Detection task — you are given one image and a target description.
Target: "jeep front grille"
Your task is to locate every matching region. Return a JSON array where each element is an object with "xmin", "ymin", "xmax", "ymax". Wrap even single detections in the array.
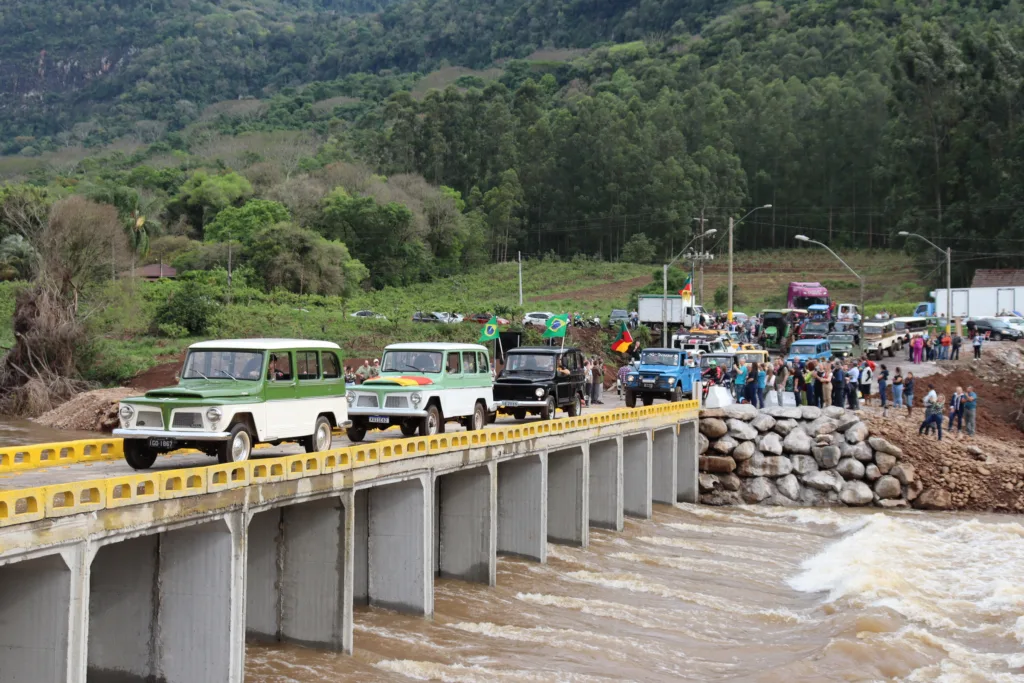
[
  {"xmin": 135, "ymin": 410, "xmax": 163, "ymax": 429},
  {"xmin": 384, "ymin": 395, "xmax": 408, "ymax": 409},
  {"xmin": 171, "ymin": 411, "xmax": 204, "ymax": 429},
  {"xmin": 356, "ymin": 395, "xmax": 379, "ymax": 408}
]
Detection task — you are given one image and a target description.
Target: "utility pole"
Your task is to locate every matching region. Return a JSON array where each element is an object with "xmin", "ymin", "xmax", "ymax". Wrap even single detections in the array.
[
  {"xmin": 227, "ymin": 239, "xmax": 233, "ymax": 305},
  {"xmin": 693, "ymin": 214, "xmax": 707, "ymax": 306},
  {"xmin": 727, "ymin": 216, "xmax": 734, "ymax": 322},
  {"xmin": 518, "ymin": 251, "xmax": 523, "ymax": 306}
]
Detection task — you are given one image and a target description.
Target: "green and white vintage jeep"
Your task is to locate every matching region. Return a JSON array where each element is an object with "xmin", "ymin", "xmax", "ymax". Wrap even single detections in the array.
[
  {"xmin": 113, "ymin": 339, "xmax": 349, "ymax": 469},
  {"xmin": 345, "ymin": 342, "xmax": 496, "ymax": 441}
]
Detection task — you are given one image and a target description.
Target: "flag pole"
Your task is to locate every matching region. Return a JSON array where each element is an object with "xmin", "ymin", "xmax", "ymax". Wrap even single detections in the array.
[{"xmin": 561, "ymin": 315, "xmax": 566, "ymax": 351}]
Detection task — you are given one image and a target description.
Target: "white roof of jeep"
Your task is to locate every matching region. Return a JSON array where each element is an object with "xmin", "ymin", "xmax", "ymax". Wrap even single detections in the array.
[
  {"xmin": 189, "ymin": 338, "xmax": 341, "ymax": 351},
  {"xmin": 385, "ymin": 342, "xmax": 488, "ymax": 352}
]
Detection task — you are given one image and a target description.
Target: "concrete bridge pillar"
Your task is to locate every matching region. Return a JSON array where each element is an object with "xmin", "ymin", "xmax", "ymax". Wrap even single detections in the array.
[
  {"xmin": 651, "ymin": 427, "xmax": 678, "ymax": 505},
  {"xmin": 434, "ymin": 463, "xmax": 496, "ymax": 585},
  {"xmin": 86, "ymin": 516, "xmax": 241, "ymax": 683},
  {"xmin": 622, "ymin": 432, "xmax": 652, "ymax": 519},
  {"xmin": 0, "ymin": 553, "xmax": 73, "ymax": 683},
  {"xmin": 497, "ymin": 453, "xmax": 547, "ymax": 562},
  {"xmin": 354, "ymin": 475, "xmax": 432, "ymax": 616},
  {"xmin": 588, "ymin": 438, "xmax": 622, "ymax": 531},
  {"xmin": 547, "ymin": 445, "xmax": 588, "ymax": 547},
  {"xmin": 676, "ymin": 421, "xmax": 699, "ymax": 503}
]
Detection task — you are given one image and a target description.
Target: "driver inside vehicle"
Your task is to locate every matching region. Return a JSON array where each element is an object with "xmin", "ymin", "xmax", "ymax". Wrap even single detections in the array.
[
  {"xmin": 557, "ymin": 357, "xmax": 570, "ymax": 376},
  {"xmin": 242, "ymin": 355, "xmax": 262, "ymax": 380},
  {"xmin": 267, "ymin": 353, "xmax": 291, "ymax": 381}
]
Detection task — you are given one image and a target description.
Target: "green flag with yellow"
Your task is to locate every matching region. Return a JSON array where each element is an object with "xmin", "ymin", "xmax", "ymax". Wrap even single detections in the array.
[
  {"xmin": 542, "ymin": 314, "xmax": 569, "ymax": 338},
  {"xmin": 477, "ymin": 316, "xmax": 500, "ymax": 343}
]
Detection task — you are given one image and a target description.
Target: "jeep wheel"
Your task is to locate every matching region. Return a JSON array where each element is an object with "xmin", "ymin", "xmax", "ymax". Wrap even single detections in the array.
[
  {"xmin": 218, "ymin": 423, "xmax": 253, "ymax": 464},
  {"xmin": 642, "ymin": 396, "xmax": 654, "ymax": 407},
  {"xmin": 420, "ymin": 404, "xmax": 442, "ymax": 436},
  {"xmin": 303, "ymin": 416, "xmax": 332, "ymax": 453},
  {"xmin": 993, "ymin": 332, "xmax": 1002, "ymax": 341},
  {"xmin": 347, "ymin": 424, "xmax": 367, "ymax": 443},
  {"xmin": 540, "ymin": 396, "xmax": 556, "ymax": 421},
  {"xmin": 887, "ymin": 345, "xmax": 895, "ymax": 357},
  {"xmin": 671, "ymin": 385, "xmax": 683, "ymax": 402},
  {"xmin": 123, "ymin": 439, "xmax": 158, "ymax": 470},
  {"xmin": 400, "ymin": 420, "xmax": 418, "ymax": 437},
  {"xmin": 468, "ymin": 402, "xmax": 487, "ymax": 431},
  {"xmin": 567, "ymin": 393, "xmax": 581, "ymax": 417},
  {"xmin": 625, "ymin": 390, "xmax": 636, "ymax": 408},
  {"xmin": 513, "ymin": 409, "xmax": 526, "ymax": 420}
]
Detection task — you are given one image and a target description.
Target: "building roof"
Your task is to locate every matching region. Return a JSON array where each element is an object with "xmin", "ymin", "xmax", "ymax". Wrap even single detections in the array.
[
  {"xmin": 134, "ymin": 263, "xmax": 177, "ymax": 278},
  {"xmin": 971, "ymin": 269, "xmax": 1024, "ymax": 287},
  {"xmin": 189, "ymin": 339, "xmax": 340, "ymax": 351}
]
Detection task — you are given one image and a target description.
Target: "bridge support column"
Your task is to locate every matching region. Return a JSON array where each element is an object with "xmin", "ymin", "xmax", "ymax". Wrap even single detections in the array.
[
  {"xmin": 497, "ymin": 453, "xmax": 547, "ymax": 562},
  {"xmin": 676, "ymin": 420, "xmax": 699, "ymax": 503},
  {"xmin": 622, "ymin": 433, "xmax": 652, "ymax": 519},
  {"xmin": 0, "ymin": 553, "xmax": 72, "ymax": 683},
  {"xmin": 652, "ymin": 427, "xmax": 677, "ymax": 505},
  {"xmin": 588, "ymin": 439, "xmax": 622, "ymax": 531},
  {"xmin": 547, "ymin": 445, "xmax": 588, "ymax": 547},
  {"xmin": 434, "ymin": 464, "xmax": 496, "ymax": 585},
  {"xmin": 356, "ymin": 476, "xmax": 431, "ymax": 616}
]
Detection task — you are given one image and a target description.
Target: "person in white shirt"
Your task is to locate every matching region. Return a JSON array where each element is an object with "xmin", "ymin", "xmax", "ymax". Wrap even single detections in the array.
[
  {"xmin": 846, "ymin": 363, "xmax": 860, "ymax": 410},
  {"xmin": 924, "ymin": 385, "xmax": 938, "ymax": 407}
]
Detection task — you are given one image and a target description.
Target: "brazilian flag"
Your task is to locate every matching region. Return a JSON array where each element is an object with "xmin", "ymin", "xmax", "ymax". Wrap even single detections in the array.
[
  {"xmin": 478, "ymin": 316, "xmax": 500, "ymax": 343},
  {"xmin": 542, "ymin": 314, "xmax": 569, "ymax": 338}
]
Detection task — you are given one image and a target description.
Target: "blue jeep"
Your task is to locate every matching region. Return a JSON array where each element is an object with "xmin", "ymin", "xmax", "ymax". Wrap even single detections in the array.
[{"xmin": 623, "ymin": 348, "xmax": 701, "ymax": 408}]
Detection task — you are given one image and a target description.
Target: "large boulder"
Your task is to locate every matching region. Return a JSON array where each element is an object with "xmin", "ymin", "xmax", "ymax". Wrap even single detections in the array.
[
  {"xmin": 836, "ymin": 457, "xmax": 866, "ymax": 480},
  {"xmin": 783, "ymin": 428, "xmax": 813, "ymax": 454},
  {"xmin": 864, "ymin": 464, "xmax": 882, "ymax": 482},
  {"xmin": 736, "ymin": 452, "xmax": 764, "ymax": 477},
  {"xmin": 845, "ymin": 422, "xmax": 870, "ymax": 444},
  {"xmin": 727, "ymin": 418, "xmax": 759, "ymax": 441},
  {"xmin": 751, "ymin": 413, "xmax": 776, "ymax": 433},
  {"xmin": 835, "ymin": 413, "xmax": 861, "ymax": 432},
  {"xmin": 699, "ymin": 408, "xmax": 726, "ymax": 419},
  {"xmin": 741, "ymin": 477, "xmax": 774, "ymax": 503},
  {"xmin": 773, "ymin": 419, "xmax": 799, "ymax": 436},
  {"xmin": 805, "ymin": 416, "xmax": 838, "ymax": 436},
  {"xmin": 906, "ymin": 478, "xmax": 924, "ymax": 502},
  {"xmin": 803, "ymin": 470, "xmax": 845, "ymax": 493},
  {"xmin": 813, "ymin": 445, "xmax": 842, "ymax": 469},
  {"xmin": 718, "ymin": 473, "xmax": 742, "ymax": 492},
  {"xmin": 891, "ymin": 463, "xmax": 916, "ymax": 486},
  {"xmin": 732, "ymin": 440, "xmax": 756, "ymax": 462},
  {"xmin": 878, "ymin": 499, "xmax": 910, "ymax": 509},
  {"xmin": 698, "ymin": 432, "xmax": 710, "ymax": 455},
  {"xmin": 701, "ymin": 490, "xmax": 743, "ymax": 506},
  {"xmin": 699, "ymin": 473, "xmax": 720, "ymax": 493},
  {"xmin": 839, "ymin": 481, "xmax": 874, "ymax": 506},
  {"xmin": 767, "ymin": 406, "xmax": 803, "ymax": 420},
  {"xmin": 723, "ymin": 404, "xmax": 759, "ymax": 421},
  {"xmin": 700, "ymin": 418, "xmax": 728, "ymax": 438},
  {"xmin": 841, "ymin": 441, "xmax": 874, "ymax": 462},
  {"xmin": 700, "ymin": 455, "xmax": 737, "ymax": 474},
  {"xmin": 823, "ymin": 406, "xmax": 847, "ymax": 419},
  {"xmin": 758, "ymin": 432, "xmax": 784, "ymax": 456},
  {"xmin": 776, "ymin": 474, "xmax": 801, "ymax": 500},
  {"xmin": 914, "ymin": 487, "xmax": 952, "ymax": 510},
  {"xmin": 800, "ymin": 487, "xmax": 842, "ymax": 507},
  {"xmin": 711, "ymin": 435, "xmax": 738, "ymax": 455},
  {"xmin": 875, "ymin": 453, "xmax": 897, "ymax": 474},
  {"xmin": 792, "ymin": 454, "xmax": 819, "ymax": 475},
  {"xmin": 800, "ymin": 405, "xmax": 822, "ymax": 421},
  {"xmin": 868, "ymin": 436, "xmax": 903, "ymax": 457},
  {"xmin": 874, "ymin": 475, "xmax": 902, "ymax": 500}
]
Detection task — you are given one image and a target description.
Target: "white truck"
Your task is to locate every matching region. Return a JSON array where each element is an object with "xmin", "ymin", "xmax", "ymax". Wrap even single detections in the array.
[
  {"xmin": 637, "ymin": 295, "xmax": 709, "ymax": 330},
  {"xmin": 861, "ymin": 320, "xmax": 903, "ymax": 360},
  {"xmin": 925, "ymin": 286, "xmax": 1024, "ymax": 319}
]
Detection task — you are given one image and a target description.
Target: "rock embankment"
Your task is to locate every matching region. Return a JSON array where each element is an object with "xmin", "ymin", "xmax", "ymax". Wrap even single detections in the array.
[{"xmin": 698, "ymin": 404, "xmax": 933, "ymax": 509}]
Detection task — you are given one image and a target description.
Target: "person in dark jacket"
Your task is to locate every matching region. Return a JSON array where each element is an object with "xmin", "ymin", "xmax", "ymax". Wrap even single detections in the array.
[
  {"xmin": 904, "ymin": 373, "xmax": 916, "ymax": 418},
  {"xmin": 832, "ymin": 363, "xmax": 845, "ymax": 407},
  {"xmin": 948, "ymin": 387, "xmax": 965, "ymax": 434}
]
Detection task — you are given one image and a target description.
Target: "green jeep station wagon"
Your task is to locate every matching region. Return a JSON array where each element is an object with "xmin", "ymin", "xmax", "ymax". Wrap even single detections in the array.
[
  {"xmin": 346, "ymin": 342, "xmax": 495, "ymax": 441},
  {"xmin": 113, "ymin": 339, "xmax": 349, "ymax": 469}
]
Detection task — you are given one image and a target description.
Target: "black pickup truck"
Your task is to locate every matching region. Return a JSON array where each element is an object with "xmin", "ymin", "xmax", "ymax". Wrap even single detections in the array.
[{"xmin": 494, "ymin": 346, "xmax": 585, "ymax": 420}]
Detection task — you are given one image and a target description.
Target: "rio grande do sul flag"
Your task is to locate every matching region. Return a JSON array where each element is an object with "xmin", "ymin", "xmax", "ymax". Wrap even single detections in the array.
[{"xmin": 611, "ymin": 322, "xmax": 633, "ymax": 353}]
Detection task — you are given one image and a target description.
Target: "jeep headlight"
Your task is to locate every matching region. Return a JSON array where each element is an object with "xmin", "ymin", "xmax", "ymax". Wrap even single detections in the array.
[
  {"xmin": 627, "ymin": 374, "xmax": 636, "ymax": 382},
  {"xmin": 346, "ymin": 393, "xmax": 355, "ymax": 405},
  {"xmin": 535, "ymin": 387, "xmax": 545, "ymax": 398},
  {"xmin": 410, "ymin": 391, "xmax": 423, "ymax": 405},
  {"xmin": 119, "ymin": 405, "xmax": 135, "ymax": 420},
  {"xmin": 206, "ymin": 407, "xmax": 223, "ymax": 423}
]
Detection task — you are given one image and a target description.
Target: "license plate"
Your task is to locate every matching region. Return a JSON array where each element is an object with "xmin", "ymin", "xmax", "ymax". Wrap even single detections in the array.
[
  {"xmin": 368, "ymin": 416, "xmax": 391, "ymax": 424},
  {"xmin": 504, "ymin": 401, "xmax": 520, "ymax": 407},
  {"xmin": 148, "ymin": 438, "xmax": 176, "ymax": 451},
  {"xmin": 642, "ymin": 380, "xmax": 655, "ymax": 386}
]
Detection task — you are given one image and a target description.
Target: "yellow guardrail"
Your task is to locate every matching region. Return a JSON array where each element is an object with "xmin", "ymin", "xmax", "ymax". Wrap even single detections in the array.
[{"xmin": 0, "ymin": 401, "xmax": 698, "ymax": 527}]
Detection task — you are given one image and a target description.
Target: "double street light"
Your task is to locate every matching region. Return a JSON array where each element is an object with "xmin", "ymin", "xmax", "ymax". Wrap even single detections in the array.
[
  {"xmin": 662, "ymin": 229, "xmax": 718, "ymax": 347},
  {"xmin": 899, "ymin": 231, "xmax": 952, "ymax": 334},
  {"xmin": 728, "ymin": 205, "xmax": 772, "ymax": 322},
  {"xmin": 794, "ymin": 235, "xmax": 865, "ymax": 350}
]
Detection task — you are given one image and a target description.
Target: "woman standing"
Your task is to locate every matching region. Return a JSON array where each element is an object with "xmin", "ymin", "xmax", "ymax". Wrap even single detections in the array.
[
  {"xmin": 904, "ymin": 372, "xmax": 916, "ymax": 417},
  {"xmin": 891, "ymin": 367, "xmax": 904, "ymax": 409},
  {"xmin": 820, "ymin": 361, "xmax": 833, "ymax": 407},
  {"xmin": 877, "ymin": 364, "xmax": 889, "ymax": 415},
  {"xmin": 804, "ymin": 361, "xmax": 816, "ymax": 407},
  {"xmin": 744, "ymin": 363, "xmax": 759, "ymax": 406},
  {"xmin": 583, "ymin": 360, "xmax": 593, "ymax": 408},
  {"xmin": 948, "ymin": 387, "xmax": 965, "ymax": 434}
]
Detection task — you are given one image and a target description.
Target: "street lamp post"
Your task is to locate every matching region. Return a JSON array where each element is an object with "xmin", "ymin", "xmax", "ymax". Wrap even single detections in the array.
[
  {"xmin": 663, "ymin": 229, "xmax": 717, "ymax": 347},
  {"xmin": 728, "ymin": 205, "xmax": 772, "ymax": 323},
  {"xmin": 898, "ymin": 231, "xmax": 951, "ymax": 334},
  {"xmin": 795, "ymin": 235, "xmax": 865, "ymax": 351}
]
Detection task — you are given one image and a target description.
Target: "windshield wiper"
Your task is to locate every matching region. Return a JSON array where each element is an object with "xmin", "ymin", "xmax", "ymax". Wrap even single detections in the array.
[
  {"xmin": 190, "ymin": 370, "xmax": 210, "ymax": 380},
  {"xmin": 214, "ymin": 369, "xmax": 239, "ymax": 382}
]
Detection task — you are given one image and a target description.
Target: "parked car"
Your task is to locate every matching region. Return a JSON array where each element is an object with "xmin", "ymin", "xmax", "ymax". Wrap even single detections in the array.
[
  {"xmin": 798, "ymin": 320, "xmax": 832, "ymax": 339},
  {"xmin": 469, "ymin": 313, "xmax": 510, "ymax": 325},
  {"xmin": 523, "ymin": 311, "xmax": 554, "ymax": 325},
  {"xmin": 345, "ymin": 343, "xmax": 496, "ymax": 441},
  {"xmin": 995, "ymin": 316, "xmax": 1024, "ymax": 334},
  {"xmin": 114, "ymin": 339, "xmax": 349, "ymax": 469},
  {"xmin": 622, "ymin": 348, "xmax": 702, "ymax": 407},
  {"xmin": 785, "ymin": 339, "xmax": 833, "ymax": 365},
  {"xmin": 411, "ymin": 311, "xmax": 446, "ymax": 323},
  {"xmin": 434, "ymin": 312, "xmax": 464, "ymax": 324},
  {"xmin": 350, "ymin": 310, "xmax": 386, "ymax": 320},
  {"xmin": 494, "ymin": 346, "xmax": 585, "ymax": 419},
  {"xmin": 974, "ymin": 318, "xmax": 1024, "ymax": 341},
  {"xmin": 608, "ymin": 309, "xmax": 629, "ymax": 327}
]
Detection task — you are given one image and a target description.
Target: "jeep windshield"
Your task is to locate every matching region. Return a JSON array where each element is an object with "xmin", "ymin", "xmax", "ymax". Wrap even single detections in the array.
[
  {"xmin": 802, "ymin": 322, "xmax": 830, "ymax": 336},
  {"xmin": 182, "ymin": 349, "xmax": 264, "ymax": 381},
  {"xmin": 790, "ymin": 344, "xmax": 818, "ymax": 355},
  {"xmin": 700, "ymin": 355, "xmax": 733, "ymax": 369},
  {"xmin": 829, "ymin": 334, "xmax": 855, "ymax": 345},
  {"xmin": 641, "ymin": 351, "xmax": 680, "ymax": 366},
  {"xmin": 503, "ymin": 353, "xmax": 556, "ymax": 375},
  {"xmin": 381, "ymin": 351, "xmax": 443, "ymax": 373}
]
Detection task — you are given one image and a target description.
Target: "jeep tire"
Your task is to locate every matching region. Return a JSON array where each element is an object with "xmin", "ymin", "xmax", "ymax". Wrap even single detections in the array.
[
  {"xmin": 625, "ymin": 389, "xmax": 636, "ymax": 408},
  {"xmin": 540, "ymin": 396, "xmax": 556, "ymax": 421},
  {"xmin": 671, "ymin": 385, "xmax": 683, "ymax": 402},
  {"xmin": 400, "ymin": 420, "xmax": 418, "ymax": 437},
  {"xmin": 123, "ymin": 439, "xmax": 158, "ymax": 470},
  {"xmin": 513, "ymin": 409, "xmax": 526, "ymax": 420},
  {"xmin": 468, "ymin": 402, "xmax": 487, "ymax": 431},
  {"xmin": 642, "ymin": 395, "xmax": 654, "ymax": 407},
  {"xmin": 303, "ymin": 416, "xmax": 332, "ymax": 453},
  {"xmin": 567, "ymin": 393, "xmax": 581, "ymax": 417},
  {"xmin": 347, "ymin": 423, "xmax": 367, "ymax": 443},
  {"xmin": 420, "ymin": 404, "xmax": 442, "ymax": 436},
  {"xmin": 218, "ymin": 423, "xmax": 253, "ymax": 464}
]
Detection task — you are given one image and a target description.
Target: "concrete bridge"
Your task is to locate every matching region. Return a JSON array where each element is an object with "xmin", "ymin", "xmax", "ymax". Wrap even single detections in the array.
[{"xmin": 0, "ymin": 402, "xmax": 699, "ymax": 683}]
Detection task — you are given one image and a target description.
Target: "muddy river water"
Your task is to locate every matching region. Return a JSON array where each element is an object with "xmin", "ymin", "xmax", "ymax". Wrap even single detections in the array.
[{"xmin": 246, "ymin": 504, "xmax": 1024, "ymax": 682}]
